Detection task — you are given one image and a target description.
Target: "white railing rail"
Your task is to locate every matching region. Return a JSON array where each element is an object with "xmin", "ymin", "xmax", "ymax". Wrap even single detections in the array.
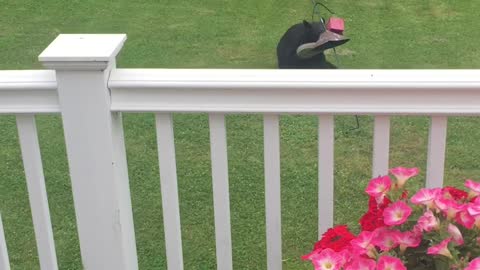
[
  {"xmin": 1, "ymin": 34, "xmax": 480, "ymax": 270},
  {"xmin": 0, "ymin": 70, "xmax": 58, "ymax": 113},
  {"xmin": 108, "ymin": 68, "xmax": 480, "ymax": 114}
]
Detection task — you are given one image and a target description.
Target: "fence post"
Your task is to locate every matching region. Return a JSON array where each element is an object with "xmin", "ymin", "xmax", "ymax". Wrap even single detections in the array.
[{"xmin": 38, "ymin": 34, "xmax": 138, "ymax": 270}]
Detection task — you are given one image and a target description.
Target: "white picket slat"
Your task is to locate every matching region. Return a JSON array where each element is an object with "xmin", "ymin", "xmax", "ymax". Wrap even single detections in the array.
[
  {"xmin": 264, "ymin": 114, "xmax": 282, "ymax": 270},
  {"xmin": 111, "ymin": 112, "xmax": 138, "ymax": 269},
  {"xmin": 372, "ymin": 116, "xmax": 391, "ymax": 177},
  {"xmin": 0, "ymin": 214, "xmax": 10, "ymax": 270},
  {"xmin": 16, "ymin": 114, "xmax": 58, "ymax": 270},
  {"xmin": 318, "ymin": 115, "xmax": 334, "ymax": 237},
  {"xmin": 209, "ymin": 114, "xmax": 233, "ymax": 270},
  {"xmin": 426, "ymin": 116, "xmax": 448, "ymax": 188},
  {"xmin": 155, "ymin": 113, "xmax": 184, "ymax": 270}
]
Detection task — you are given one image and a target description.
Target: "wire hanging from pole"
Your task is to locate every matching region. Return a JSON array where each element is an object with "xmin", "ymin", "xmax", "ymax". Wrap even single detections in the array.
[
  {"xmin": 310, "ymin": 1, "xmax": 341, "ymax": 66},
  {"xmin": 309, "ymin": 0, "xmax": 359, "ymax": 131},
  {"xmin": 311, "ymin": 0, "xmax": 336, "ymax": 22}
]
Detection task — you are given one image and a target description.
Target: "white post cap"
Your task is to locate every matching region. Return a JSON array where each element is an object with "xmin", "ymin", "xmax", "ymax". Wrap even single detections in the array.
[{"xmin": 39, "ymin": 34, "xmax": 127, "ymax": 70}]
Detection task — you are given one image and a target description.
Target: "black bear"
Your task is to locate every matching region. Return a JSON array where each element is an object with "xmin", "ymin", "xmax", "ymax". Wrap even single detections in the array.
[{"xmin": 277, "ymin": 20, "xmax": 339, "ymax": 69}]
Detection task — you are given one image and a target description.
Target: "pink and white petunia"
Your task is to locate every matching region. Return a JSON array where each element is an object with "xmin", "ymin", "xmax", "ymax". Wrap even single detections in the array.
[
  {"xmin": 455, "ymin": 208, "xmax": 475, "ymax": 229},
  {"xmin": 465, "ymin": 179, "xmax": 480, "ymax": 197},
  {"xmin": 392, "ymin": 231, "xmax": 422, "ymax": 253},
  {"xmin": 468, "ymin": 201, "xmax": 480, "ymax": 217},
  {"xmin": 410, "ymin": 188, "xmax": 442, "ymax": 209},
  {"xmin": 337, "ymin": 248, "xmax": 353, "ymax": 266},
  {"xmin": 412, "ymin": 224, "xmax": 423, "ymax": 236},
  {"xmin": 447, "ymin": 223, "xmax": 464, "ymax": 245},
  {"xmin": 467, "ymin": 201, "xmax": 480, "ymax": 228},
  {"xmin": 377, "ymin": 256, "xmax": 407, "ymax": 270},
  {"xmin": 372, "ymin": 228, "xmax": 399, "ymax": 252},
  {"xmin": 350, "ymin": 231, "xmax": 375, "ymax": 257},
  {"xmin": 311, "ymin": 248, "xmax": 343, "ymax": 270},
  {"xmin": 427, "ymin": 237, "xmax": 453, "ymax": 259},
  {"xmin": 465, "ymin": 258, "xmax": 480, "ymax": 270},
  {"xmin": 389, "ymin": 167, "xmax": 419, "ymax": 188},
  {"xmin": 383, "ymin": 201, "xmax": 412, "ymax": 226},
  {"xmin": 416, "ymin": 210, "xmax": 440, "ymax": 232},
  {"xmin": 365, "ymin": 176, "xmax": 392, "ymax": 202},
  {"xmin": 434, "ymin": 197, "xmax": 464, "ymax": 220},
  {"xmin": 344, "ymin": 258, "xmax": 376, "ymax": 270}
]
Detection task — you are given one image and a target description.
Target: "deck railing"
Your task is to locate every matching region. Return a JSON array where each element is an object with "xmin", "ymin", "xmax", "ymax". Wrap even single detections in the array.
[{"xmin": 1, "ymin": 34, "xmax": 480, "ymax": 270}]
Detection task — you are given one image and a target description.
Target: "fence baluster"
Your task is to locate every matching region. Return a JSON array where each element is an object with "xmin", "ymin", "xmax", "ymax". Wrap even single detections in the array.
[
  {"xmin": 426, "ymin": 116, "xmax": 448, "ymax": 188},
  {"xmin": 372, "ymin": 116, "xmax": 391, "ymax": 177},
  {"xmin": 209, "ymin": 113, "xmax": 233, "ymax": 270},
  {"xmin": 0, "ymin": 214, "xmax": 10, "ymax": 270},
  {"xmin": 264, "ymin": 114, "xmax": 282, "ymax": 270},
  {"xmin": 16, "ymin": 114, "xmax": 58, "ymax": 270},
  {"xmin": 155, "ymin": 113, "xmax": 184, "ymax": 270},
  {"xmin": 318, "ymin": 115, "xmax": 334, "ymax": 237}
]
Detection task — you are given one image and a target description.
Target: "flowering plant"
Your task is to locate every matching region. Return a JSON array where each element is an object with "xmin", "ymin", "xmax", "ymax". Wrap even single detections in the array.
[{"xmin": 302, "ymin": 167, "xmax": 480, "ymax": 270}]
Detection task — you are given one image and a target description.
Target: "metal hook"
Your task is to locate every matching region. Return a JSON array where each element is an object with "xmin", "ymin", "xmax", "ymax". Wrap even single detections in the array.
[{"xmin": 311, "ymin": 0, "xmax": 336, "ymax": 20}]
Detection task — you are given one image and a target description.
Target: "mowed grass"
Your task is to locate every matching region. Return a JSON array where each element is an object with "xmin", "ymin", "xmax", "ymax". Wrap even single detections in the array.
[{"xmin": 2, "ymin": 0, "xmax": 480, "ymax": 269}]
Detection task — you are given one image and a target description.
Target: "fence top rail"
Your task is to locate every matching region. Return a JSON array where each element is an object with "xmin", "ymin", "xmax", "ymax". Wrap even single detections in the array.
[
  {"xmin": 0, "ymin": 70, "xmax": 59, "ymax": 114},
  {"xmin": 109, "ymin": 69, "xmax": 480, "ymax": 115},
  {"xmin": 109, "ymin": 69, "xmax": 480, "ymax": 90},
  {"xmin": 0, "ymin": 70, "xmax": 56, "ymax": 90},
  {"xmin": 3, "ymin": 69, "xmax": 480, "ymax": 115}
]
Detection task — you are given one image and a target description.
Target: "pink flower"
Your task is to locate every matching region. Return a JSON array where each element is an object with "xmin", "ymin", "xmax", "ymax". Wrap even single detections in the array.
[
  {"xmin": 412, "ymin": 224, "xmax": 423, "ymax": 236},
  {"xmin": 383, "ymin": 201, "xmax": 412, "ymax": 226},
  {"xmin": 365, "ymin": 176, "xmax": 392, "ymax": 201},
  {"xmin": 455, "ymin": 209, "xmax": 475, "ymax": 229},
  {"xmin": 389, "ymin": 167, "xmax": 419, "ymax": 188},
  {"xmin": 427, "ymin": 238, "xmax": 453, "ymax": 259},
  {"xmin": 467, "ymin": 201, "xmax": 480, "ymax": 228},
  {"xmin": 345, "ymin": 258, "xmax": 376, "ymax": 270},
  {"xmin": 416, "ymin": 210, "xmax": 440, "ymax": 232},
  {"xmin": 337, "ymin": 248, "xmax": 353, "ymax": 266},
  {"xmin": 372, "ymin": 228, "xmax": 398, "ymax": 252},
  {"xmin": 442, "ymin": 187, "xmax": 468, "ymax": 201},
  {"xmin": 434, "ymin": 197, "xmax": 464, "ymax": 219},
  {"xmin": 351, "ymin": 231, "xmax": 375, "ymax": 257},
  {"xmin": 465, "ymin": 258, "xmax": 480, "ymax": 270},
  {"xmin": 447, "ymin": 224, "xmax": 464, "ymax": 245},
  {"xmin": 377, "ymin": 256, "xmax": 406, "ymax": 270},
  {"xmin": 392, "ymin": 231, "xmax": 422, "ymax": 253},
  {"xmin": 468, "ymin": 202, "xmax": 480, "ymax": 217},
  {"xmin": 311, "ymin": 248, "xmax": 343, "ymax": 270},
  {"xmin": 465, "ymin": 179, "xmax": 480, "ymax": 195},
  {"xmin": 411, "ymin": 188, "xmax": 441, "ymax": 209}
]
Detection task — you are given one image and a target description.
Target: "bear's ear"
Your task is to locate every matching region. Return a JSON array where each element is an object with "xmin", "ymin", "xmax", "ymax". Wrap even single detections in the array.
[{"xmin": 303, "ymin": 20, "xmax": 312, "ymax": 28}]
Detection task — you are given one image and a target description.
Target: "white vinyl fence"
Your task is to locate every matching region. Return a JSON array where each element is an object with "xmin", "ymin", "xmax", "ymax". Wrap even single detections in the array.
[{"xmin": 1, "ymin": 34, "xmax": 480, "ymax": 270}]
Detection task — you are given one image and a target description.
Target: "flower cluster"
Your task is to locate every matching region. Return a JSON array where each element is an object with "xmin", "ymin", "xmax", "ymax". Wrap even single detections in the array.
[{"xmin": 302, "ymin": 167, "xmax": 480, "ymax": 270}]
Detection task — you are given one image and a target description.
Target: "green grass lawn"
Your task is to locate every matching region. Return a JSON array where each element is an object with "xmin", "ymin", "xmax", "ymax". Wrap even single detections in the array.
[{"xmin": 2, "ymin": 0, "xmax": 480, "ymax": 269}]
